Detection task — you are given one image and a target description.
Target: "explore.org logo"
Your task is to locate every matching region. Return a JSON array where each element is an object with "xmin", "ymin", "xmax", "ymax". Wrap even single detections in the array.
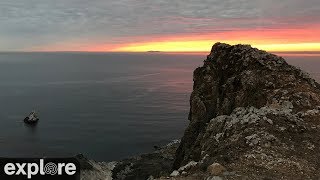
[{"xmin": 0, "ymin": 158, "xmax": 80, "ymax": 180}]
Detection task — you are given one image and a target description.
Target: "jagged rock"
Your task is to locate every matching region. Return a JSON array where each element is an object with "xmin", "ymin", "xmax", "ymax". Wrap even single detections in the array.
[
  {"xmin": 303, "ymin": 109, "xmax": 319, "ymax": 117},
  {"xmin": 173, "ymin": 43, "xmax": 320, "ymax": 179},
  {"xmin": 177, "ymin": 161, "xmax": 198, "ymax": 172},
  {"xmin": 170, "ymin": 170, "xmax": 180, "ymax": 177}
]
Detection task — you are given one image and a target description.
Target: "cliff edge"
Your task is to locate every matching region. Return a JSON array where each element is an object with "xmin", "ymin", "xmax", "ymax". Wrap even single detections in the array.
[{"xmin": 171, "ymin": 43, "xmax": 320, "ymax": 179}]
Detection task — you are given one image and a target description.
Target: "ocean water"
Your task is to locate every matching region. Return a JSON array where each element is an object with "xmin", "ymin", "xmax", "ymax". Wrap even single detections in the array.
[{"xmin": 0, "ymin": 52, "xmax": 319, "ymax": 161}]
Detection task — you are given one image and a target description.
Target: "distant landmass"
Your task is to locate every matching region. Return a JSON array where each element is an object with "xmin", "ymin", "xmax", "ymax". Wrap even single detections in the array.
[{"xmin": 147, "ymin": 50, "xmax": 162, "ymax": 53}]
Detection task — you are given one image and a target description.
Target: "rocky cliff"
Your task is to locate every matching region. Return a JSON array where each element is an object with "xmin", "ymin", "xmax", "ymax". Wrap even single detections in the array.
[{"xmin": 171, "ymin": 43, "xmax": 320, "ymax": 179}]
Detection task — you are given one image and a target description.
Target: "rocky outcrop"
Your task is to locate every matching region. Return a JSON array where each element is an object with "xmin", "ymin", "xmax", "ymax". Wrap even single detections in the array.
[
  {"xmin": 79, "ymin": 140, "xmax": 180, "ymax": 180},
  {"xmin": 112, "ymin": 140, "xmax": 180, "ymax": 180},
  {"xmin": 76, "ymin": 154, "xmax": 116, "ymax": 180},
  {"xmin": 172, "ymin": 43, "xmax": 320, "ymax": 179}
]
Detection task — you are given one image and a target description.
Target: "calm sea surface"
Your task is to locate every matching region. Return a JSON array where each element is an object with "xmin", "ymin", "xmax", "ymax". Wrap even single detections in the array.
[{"xmin": 0, "ymin": 52, "xmax": 319, "ymax": 161}]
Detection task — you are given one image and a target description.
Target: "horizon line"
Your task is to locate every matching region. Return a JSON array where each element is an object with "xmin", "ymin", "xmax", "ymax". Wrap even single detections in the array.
[{"xmin": 1, "ymin": 50, "xmax": 320, "ymax": 54}]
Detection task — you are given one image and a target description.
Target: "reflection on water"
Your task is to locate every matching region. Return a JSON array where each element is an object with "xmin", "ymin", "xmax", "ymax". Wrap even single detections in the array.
[{"xmin": 24, "ymin": 123, "xmax": 38, "ymax": 133}]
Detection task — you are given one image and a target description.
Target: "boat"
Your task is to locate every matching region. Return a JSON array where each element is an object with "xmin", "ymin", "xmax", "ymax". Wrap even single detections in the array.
[{"xmin": 24, "ymin": 111, "xmax": 39, "ymax": 125}]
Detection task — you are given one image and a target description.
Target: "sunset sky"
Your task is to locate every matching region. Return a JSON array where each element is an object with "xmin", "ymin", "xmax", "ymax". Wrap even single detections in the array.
[{"xmin": 1, "ymin": 0, "xmax": 320, "ymax": 52}]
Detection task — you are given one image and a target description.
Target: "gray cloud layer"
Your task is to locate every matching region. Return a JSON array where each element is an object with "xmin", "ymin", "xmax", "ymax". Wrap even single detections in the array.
[{"xmin": 0, "ymin": 0, "xmax": 319, "ymax": 51}]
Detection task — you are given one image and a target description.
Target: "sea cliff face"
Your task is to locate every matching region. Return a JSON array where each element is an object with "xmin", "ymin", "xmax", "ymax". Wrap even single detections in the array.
[
  {"xmin": 172, "ymin": 43, "xmax": 320, "ymax": 179},
  {"xmin": 82, "ymin": 43, "xmax": 320, "ymax": 179}
]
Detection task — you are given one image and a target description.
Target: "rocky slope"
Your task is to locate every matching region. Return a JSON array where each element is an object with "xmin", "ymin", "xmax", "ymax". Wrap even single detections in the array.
[
  {"xmin": 78, "ymin": 140, "xmax": 180, "ymax": 180},
  {"xmin": 112, "ymin": 140, "xmax": 180, "ymax": 180},
  {"xmin": 76, "ymin": 154, "xmax": 116, "ymax": 180},
  {"xmin": 82, "ymin": 43, "xmax": 320, "ymax": 179},
  {"xmin": 171, "ymin": 43, "xmax": 320, "ymax": 179}
]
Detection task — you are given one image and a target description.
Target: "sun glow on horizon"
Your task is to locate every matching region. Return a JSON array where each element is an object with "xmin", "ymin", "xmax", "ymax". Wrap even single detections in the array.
[
  {"xmin": 108, "ymin": 27, "xmax": 320, "ymax": 53},
  {"xmin": 30, "ymin": 27, "xmax": 320, "ymax": 53},
  {"xmin": 112, "ymin": 41, "xmax": 320, "ymax": 53}
]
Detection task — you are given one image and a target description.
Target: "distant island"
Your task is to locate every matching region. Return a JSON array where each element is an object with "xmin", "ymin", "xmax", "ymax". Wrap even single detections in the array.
[{"xmin": 147, "ymin": 50, "xmax": 162, "ymax": 53}]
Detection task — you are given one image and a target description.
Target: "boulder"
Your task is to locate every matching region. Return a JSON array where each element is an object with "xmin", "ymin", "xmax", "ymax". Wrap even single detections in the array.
[{"xmin": 207, "ymin": 163, "xmax": 226, "ymax": 176}]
